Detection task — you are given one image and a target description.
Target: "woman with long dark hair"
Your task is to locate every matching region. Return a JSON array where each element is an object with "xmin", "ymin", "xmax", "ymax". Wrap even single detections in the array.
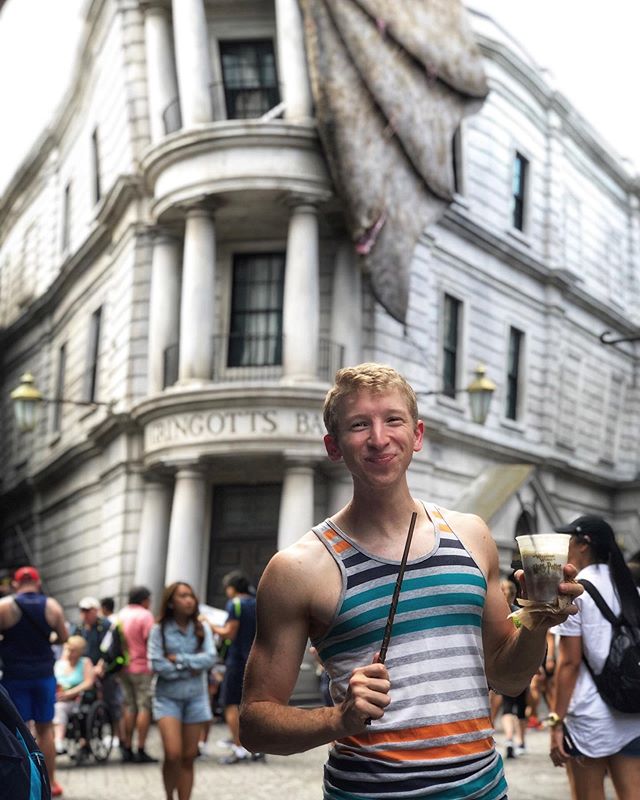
[
  {"xmin": 549, "ymin": 516, "xmax": 640, "ymax": 799},
  {"xmin": 148, "ymin": 582, "xmax": 215, "ymax": 800}
]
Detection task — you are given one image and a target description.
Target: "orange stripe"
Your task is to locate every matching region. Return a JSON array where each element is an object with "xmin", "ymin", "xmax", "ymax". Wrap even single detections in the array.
[
  {"xmin": 333, "ymin": 539, "xmax": 351, "ymax": 554},
  {"xmin": 340, "ymin": 717, "xmax": 491, "ymax": 748},
  {"xmin": 374, "ymin": 737, "xmax": 493, "ymax": 763}
]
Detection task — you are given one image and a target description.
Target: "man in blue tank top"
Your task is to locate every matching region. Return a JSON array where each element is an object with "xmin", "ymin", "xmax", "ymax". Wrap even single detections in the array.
[
  {"xmin": 0, "ymin": 566, "xmax": 68, "ymax": 797},
  {"xmin": 239, "ymin": 363, "xmax": 584, "ymax": 799}
]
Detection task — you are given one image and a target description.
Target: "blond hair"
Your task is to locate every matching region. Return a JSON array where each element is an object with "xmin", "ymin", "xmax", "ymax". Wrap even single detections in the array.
[
  {"xmin": 65, "ymin": 635, "xmax": 87, "ymax": 655},
  {"xmin": 323, "ymin": 363, "xmax": 418, "ymax": 438}
]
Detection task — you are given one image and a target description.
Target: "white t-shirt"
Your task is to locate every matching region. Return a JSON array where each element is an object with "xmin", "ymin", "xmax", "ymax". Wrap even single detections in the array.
[{"xmin": 555, "ymin": 562, "xmax": 640, "ymax": 757}]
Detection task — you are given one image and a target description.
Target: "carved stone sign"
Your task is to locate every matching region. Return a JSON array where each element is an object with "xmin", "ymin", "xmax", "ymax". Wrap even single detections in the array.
[{"xmin": 144, "ymin": 407, "xmax": 326, "ymax": 453}]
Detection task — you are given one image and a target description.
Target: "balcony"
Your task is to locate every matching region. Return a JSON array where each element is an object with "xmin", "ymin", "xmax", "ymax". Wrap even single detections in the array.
[{"xmin": 162, "ymin": 334, "xmax": 344, "ymax": 389}]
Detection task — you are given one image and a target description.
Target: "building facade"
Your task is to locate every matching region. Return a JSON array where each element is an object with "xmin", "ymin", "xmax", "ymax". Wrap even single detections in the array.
[{"xmin": 1, "ymin": 0, "xmax": 639, "ymax": 619}]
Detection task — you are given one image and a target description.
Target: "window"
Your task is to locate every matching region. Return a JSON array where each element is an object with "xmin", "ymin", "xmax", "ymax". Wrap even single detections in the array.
[
  {"xmin": 228, "ymin": 253, "xmax": 284, "ymax": 367},
  {"xmin": 219, "ymin": 40, "xmax": 280, "ymax": 119},
  {"xmin": 452, "ymin": 126, "xmax": 463, "ymax": 195},
  {"xmin": 91, "ymin": 128, "xmax": 101, "ymax": 203},
  {"xmin": 85, "ymin": 306, "xmax": 102, "ymax": 402},
  {"xmin": 52, "ymin": 343, "xmax": 66, "ymax": 433},
  {"xmin": 506, "ymin": 326, "xmax": 524, "ymax": 420},
  {"xmin": 442, "ymin": 294, "xmax": 461, "ymax": 398},
  {"xmin": 62, "ymin": 181, "xmax": 72, "ymax": 251},
  {"xmin": 511, "ymin": 152, "xmax": 528, "ymax": 231}
]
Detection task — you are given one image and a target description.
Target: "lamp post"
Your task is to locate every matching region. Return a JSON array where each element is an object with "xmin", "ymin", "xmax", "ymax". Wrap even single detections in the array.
[
  {"xmin": 10, "ymin": 372, "xmax": 113, "ymax": 433},
  {"xmin": 417, "ymin": 363, "xmax": 496, "ymax": 426}
]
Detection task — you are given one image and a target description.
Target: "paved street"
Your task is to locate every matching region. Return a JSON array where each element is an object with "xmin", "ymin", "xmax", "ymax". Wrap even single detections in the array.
[{"xmin": 55, "ymin": 721, "xmax": 616, "ymax": 799}]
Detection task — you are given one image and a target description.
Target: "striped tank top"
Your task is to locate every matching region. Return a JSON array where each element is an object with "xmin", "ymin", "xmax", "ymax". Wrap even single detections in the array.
[{"xmin": 311, "ymin": 503, "xmax": 507, "ymax": 800}]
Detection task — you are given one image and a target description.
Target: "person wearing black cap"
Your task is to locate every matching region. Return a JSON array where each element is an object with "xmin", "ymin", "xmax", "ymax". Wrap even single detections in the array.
[
  {"xmin": 0, "ymin": 566, "xmax": 68, "ymax": 796},
  {"xmin": 549, "ymin": 516, "xmax": 640, "ymax": 799}
]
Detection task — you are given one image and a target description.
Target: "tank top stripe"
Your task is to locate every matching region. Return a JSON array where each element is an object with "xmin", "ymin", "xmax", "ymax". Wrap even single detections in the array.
[{"xmin": 312, "ymin": 503, "xmax": 507, "ymax": 799}]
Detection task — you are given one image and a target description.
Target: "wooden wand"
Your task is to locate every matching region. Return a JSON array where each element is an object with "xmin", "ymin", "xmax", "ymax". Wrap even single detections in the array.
[{"xmin": 378, "ymin": 510, "xmax": 418, "ymax": 664}]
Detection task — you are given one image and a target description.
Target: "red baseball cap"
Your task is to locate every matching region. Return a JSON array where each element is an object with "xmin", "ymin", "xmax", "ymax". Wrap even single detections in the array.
[{"xmin": 14, "ymin": 566, "xmax": 41, "ymax": 584}]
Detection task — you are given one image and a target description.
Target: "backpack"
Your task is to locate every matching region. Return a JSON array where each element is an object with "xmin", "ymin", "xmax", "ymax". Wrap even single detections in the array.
[
  {"xmin": 579, "ymin": 578, "xmax": 640, "ymax": 713},
  {"xmin": 0, "ymin": 683, "xmax": 50, "ymax": 799},
  {"xmin": 98, "ymin": 620, "xmax": 129, "ymax": 674}
]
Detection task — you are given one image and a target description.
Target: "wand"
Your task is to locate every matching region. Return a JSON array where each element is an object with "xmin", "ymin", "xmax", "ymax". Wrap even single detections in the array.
[{"xmin": 378, "ymin": 510, "xmax": 417, "ymax": 664}]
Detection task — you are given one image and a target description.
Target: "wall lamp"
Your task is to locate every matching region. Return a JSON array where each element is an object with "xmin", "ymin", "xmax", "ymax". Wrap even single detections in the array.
[
  {"xmin": 10, "ymin": 373, "xmax": 113, "ymax": 433},
  {"xmin": 417, "ymin": 363, "xmax": 496, "ymax": 426}
]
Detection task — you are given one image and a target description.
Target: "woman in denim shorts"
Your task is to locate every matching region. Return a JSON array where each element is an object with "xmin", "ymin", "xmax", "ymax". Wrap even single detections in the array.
[{"xmin": 148, "ymin": 582, "xmax": 216, "ymax": 800}]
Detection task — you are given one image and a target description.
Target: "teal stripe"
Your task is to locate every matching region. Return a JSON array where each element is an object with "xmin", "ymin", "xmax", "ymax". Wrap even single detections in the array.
[
  {"xmin": 331, "ymin": 592, "xmax": 485, "ymax": 638},
  {"xmin": 320, "ymin": 613, "xmax": 481, "ymax": 661},
  {"xmin": 325, "ymin": 761, "xmax": 507, "ymax": 800},
  {"xmin": 340, "ymin": 572, "xmax": 486, "ymax": 614}
]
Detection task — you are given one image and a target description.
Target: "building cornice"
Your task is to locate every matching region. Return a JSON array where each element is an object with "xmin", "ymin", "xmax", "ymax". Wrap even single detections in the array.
[
  {"xmin": 0, "ymin": 175, "xmax": 145, "ymax": 349},
  {"xmin": 439, "ymin": 206, "xmax": 640, "ymax": 343}
]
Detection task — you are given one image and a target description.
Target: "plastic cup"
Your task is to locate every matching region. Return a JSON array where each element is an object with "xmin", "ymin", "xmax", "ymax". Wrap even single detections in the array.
[{"xmin": 515, "ymin": 533, "xmax": 571, "ymax": 604}]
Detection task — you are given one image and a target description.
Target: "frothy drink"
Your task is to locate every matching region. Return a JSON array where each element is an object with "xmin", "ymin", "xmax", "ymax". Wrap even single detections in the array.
[{"xmin": 516, "ymin": 534, "xmax": 571, "ymax": 604}]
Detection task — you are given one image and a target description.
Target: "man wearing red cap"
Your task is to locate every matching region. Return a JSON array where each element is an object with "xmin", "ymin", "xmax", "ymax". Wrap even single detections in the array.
[{"xmin": 0, "ymin": 566, "xmax": 68, "ymax": 796}]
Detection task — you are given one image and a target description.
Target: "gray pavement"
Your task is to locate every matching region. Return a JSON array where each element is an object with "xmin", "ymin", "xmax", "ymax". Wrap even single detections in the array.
[{"xmin": 54, "ymin": 721, "xmax": 616, "ymax": 799}]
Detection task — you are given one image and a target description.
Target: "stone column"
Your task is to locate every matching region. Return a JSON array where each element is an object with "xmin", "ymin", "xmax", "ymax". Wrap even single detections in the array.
[
  {"xmin": 144, "ymin": 3, "xmax": 180, "ymax": 141},
  {"xmin": 178, "ymin": 207, "xmax": 216, "ymax": 382},
  {"xmin": 148, "ymin": 233, "xmax": 181, "ymax": 392},
  {"xmin": 282, "ymin": 202, "xmax": 319, "ymax": 381},
  {"xmin": 331, "ymin": 241, "xmax": 362, "ymax": 368},
  {"xmin": 165, "ymin": 469, "xmax": 208, "ymax": 590},
  {"xmin": 278, "ymin": 462, "xmax": 315, "ymax": 550},
  {"xmin": 275, "ymin": 0, "xmax": 313, "ymax": 120},
  {"xmin": 171, "ymin": 0, "xmax": 213, "ymax": 126},
  {"xmin": 134, "ymin": 480, "xmax": 172, "ymax": 606}
]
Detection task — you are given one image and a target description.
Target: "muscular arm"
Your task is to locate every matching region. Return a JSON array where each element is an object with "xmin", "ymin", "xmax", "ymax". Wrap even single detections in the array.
[
  {"xmin": 239, "ymin": 541, "xmax": 390, "ymax": 755},
  {"xmin": 45, "ymin": 598, "xmax": 68, "ymax": 644},
  {"xmin": 452, "ymin": 512, "xmax": 580, "ymax": 697}
]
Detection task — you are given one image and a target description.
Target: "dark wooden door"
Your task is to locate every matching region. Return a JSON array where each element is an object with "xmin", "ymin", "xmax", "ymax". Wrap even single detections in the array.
[{"xmin": 206, "ymin": 484, "xmax": 280, "ymax": 609}]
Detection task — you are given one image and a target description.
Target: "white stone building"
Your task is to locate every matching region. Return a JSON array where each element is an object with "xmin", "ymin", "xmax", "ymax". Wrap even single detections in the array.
[{"xmin": 1, "ymin": 0, "xmax": 639, "ymax": 616}]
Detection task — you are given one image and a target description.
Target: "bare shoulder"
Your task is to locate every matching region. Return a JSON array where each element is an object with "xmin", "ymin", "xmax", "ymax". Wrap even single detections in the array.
[
  {"xmin": 258, "ymin": 530, "xmax": 340, "ymax": 638},
  {"xmin": 441, "ymin": 508, "xmax": 498, "ymax": 576},
  {"xmin": 259, "ymin": 532, "xmax": 332, "ymax": 603}
]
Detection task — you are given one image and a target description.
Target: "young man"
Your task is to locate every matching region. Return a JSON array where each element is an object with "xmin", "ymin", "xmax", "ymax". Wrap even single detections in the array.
[
  {"xmin": 118, "ymin": 586, "xmax": 157, "ymax": 764},
  {"xmin": 209, "ymin": 571, "xmax": 259, "ymax": 764},
  {"xmin": 0, "ymin": 566, "xmax": 68, "ymax": 797},
  {"xmin": 240, "ymin": 363, "xmax": 582, "ymax": 799}
]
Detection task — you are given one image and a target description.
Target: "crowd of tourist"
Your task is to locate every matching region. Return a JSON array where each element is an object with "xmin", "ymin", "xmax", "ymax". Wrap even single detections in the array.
[{"xmin": 0, "ymin": 567, "xmax": 258, "ymax": 799}]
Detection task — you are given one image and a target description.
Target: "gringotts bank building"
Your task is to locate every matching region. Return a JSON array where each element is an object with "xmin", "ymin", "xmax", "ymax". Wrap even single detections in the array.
[{"xmin": 1, "ymin": 0, "xmax": 639, "ymax": 634}]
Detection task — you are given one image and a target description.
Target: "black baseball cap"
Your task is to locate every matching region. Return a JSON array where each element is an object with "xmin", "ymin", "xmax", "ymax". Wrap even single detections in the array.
[{"xmin": 554, "ymin": 515, "xmax": 614, "ymax": 541}]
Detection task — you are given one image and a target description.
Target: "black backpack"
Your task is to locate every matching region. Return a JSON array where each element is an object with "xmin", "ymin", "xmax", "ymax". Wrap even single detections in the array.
[
  {"xmin": 579, "ymin": 579, "xmax": 640, "ymax": 713},
  {"xmin": 0, "ymin": 684, "xmax": 50, "ymax": 799},
  {"xmin": 98, "ymin": 620, "xmax": 129, "ymax": 674}
]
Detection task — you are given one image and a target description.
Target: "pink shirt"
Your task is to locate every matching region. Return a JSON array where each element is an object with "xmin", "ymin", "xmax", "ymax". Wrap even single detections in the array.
[{"xmin": 118, "ymin": 604, "xmax": 154, "ymax": 674}]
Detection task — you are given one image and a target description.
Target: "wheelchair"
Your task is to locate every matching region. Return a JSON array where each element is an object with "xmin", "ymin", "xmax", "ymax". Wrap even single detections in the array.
[{"xmin": 64, "ymin": 691, "xmax": 114, "ymax": 764}]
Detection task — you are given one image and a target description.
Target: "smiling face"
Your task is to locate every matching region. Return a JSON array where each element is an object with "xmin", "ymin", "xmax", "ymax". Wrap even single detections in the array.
[{"xmin": 324, "ymin": 388, "xmax": 424, "ymax": 491}]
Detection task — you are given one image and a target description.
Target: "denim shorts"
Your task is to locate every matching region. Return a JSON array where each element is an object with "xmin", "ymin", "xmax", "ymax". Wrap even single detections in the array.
[
  {"xmin": 618, "ymin": 735, "xmax": 640, "ymax": 757},
  {"xmin": 152, "ymin": 691, "xmax": 212, "ymax": 724}
]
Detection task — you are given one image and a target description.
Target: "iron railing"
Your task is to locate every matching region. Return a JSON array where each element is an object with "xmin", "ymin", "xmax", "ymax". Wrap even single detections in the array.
[{"xmin": 162, "ymin": 334, "xmax": 344, "ymax": 388}]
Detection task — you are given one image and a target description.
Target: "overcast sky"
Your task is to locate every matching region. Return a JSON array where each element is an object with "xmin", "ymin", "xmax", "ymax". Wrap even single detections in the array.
[{"xmin": 0, "ymin": 0, "xmax": 638, "ymax": 195}]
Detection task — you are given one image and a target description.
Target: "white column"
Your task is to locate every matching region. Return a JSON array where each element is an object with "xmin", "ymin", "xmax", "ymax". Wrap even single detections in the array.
[
  {"xmin": 165, "ymin": 469, "xmax": 208, "ymax": 589},
  {"xmin": 134, "ymin": 481, "xmax": 172, "ymax": 605},
  {"xmin": 171, "ymin": 0, "xmax": 213, "ymax": 126},
  {"xmin": 275, "ymin": 0, "xmax": 313, "ymax": 120},
  {"xmin": 331, "ymin": 241, "xmax": 362, "ymax": 368},
  {"xmin": 178, "ymin": 208, "xmax": 216, "ymax": 382},
  {"xmin": 282, "ymin": 202, "xmax": 319, "ymax": 381},
  {"xmin": 144, "ymin": 3, "xmax": 180, "ymax": 141},
  {"xmin": 278, "ymin": 462, "xmax": 315, "ymax": 550},
  {"xmin": 148, "ymin": 233, "xmax": 181, "ymax": 392}
]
